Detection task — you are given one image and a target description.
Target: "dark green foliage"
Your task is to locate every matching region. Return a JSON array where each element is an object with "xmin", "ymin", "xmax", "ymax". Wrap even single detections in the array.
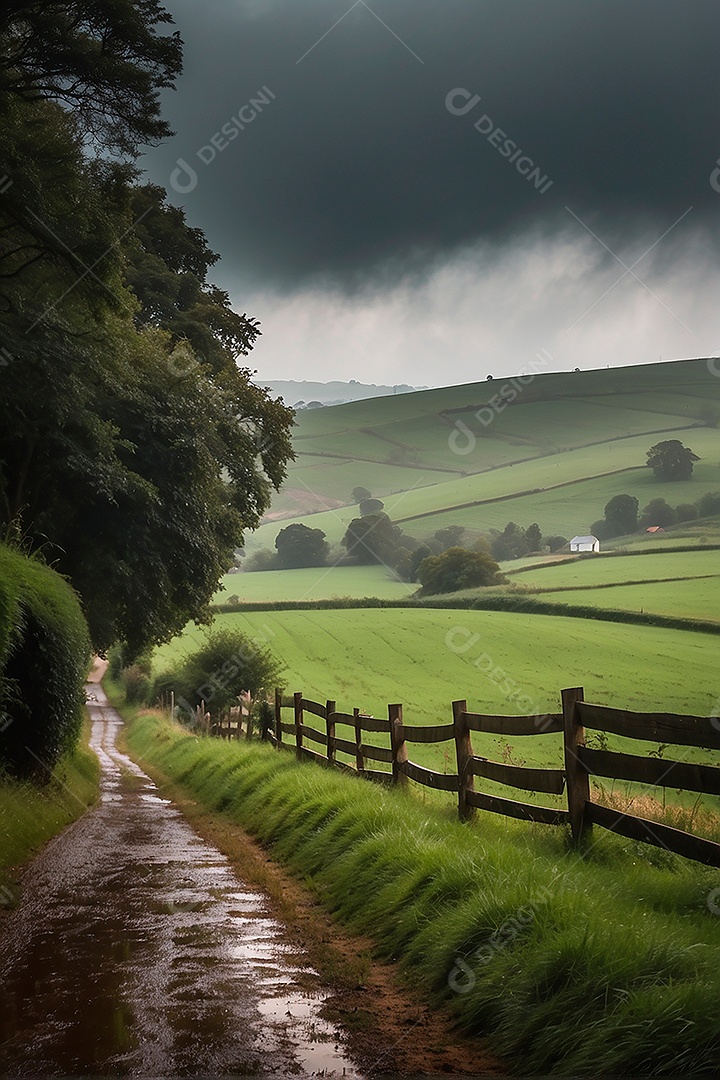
[
  {"xmin": 646, "ymin": 440, "xmax": 699, "ymax": 481},
  {"xmin": 342, "ymin": 513, "xmax": 403, "ymax": 565},
  {"xmin": 524, "ymin": 523, "xmax": 542, "ymax": 551},
  {"xmin": 603, "ymin": 494, "xmax": 639, "ymax": 536},
  {"xmin": 0, "ymin": 0, "xmax": 183, "ymax": 157},
  {"xmin": 674, "ymin": 503, "xmax": 698, "ymax": 522},
  {"xmin": 359, "ymin": 498, "xmax": 385, "ymax": 516},
  {"xmin": 156, "ymin": 627, "xmax": 283, "ymax": 717},
  {"xmin": 0, "ymin": 545, "xmax": 90, "ymax": 778},
  {"xmin": 274, "ymin": 523, "xmax": 328, "ymax": 568},
  {"xmin": 639, "ymin": 498, "xmax": 677, "ymax": 529},
  {"xmin": 434, "ymin": 526, "xmax": 465, "ymax": 551},
  {"xmin": 122, "ymin": 664, "xmax": 151, "ymax": 704},
  {"xmin": 697, "ymin": 491, "xmax": 720, "ymax": 517},
  {"xmin": 546, "ymin": 536, "xmax": 568, "ymax": 552},
  {"xmin": 417, "ymin": 547, "xmax": 505, "ymax": 594},
  {"xmin": 351, "ymin": 486, "xmax": 371, "ymax": 504},
  {"xmin": 491, "ymin": 522, "xmax": 530, "ymax": 561}
]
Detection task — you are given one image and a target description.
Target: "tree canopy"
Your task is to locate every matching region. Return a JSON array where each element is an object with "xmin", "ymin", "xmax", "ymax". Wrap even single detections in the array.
[
  {"xmin": 275, "ymin": 523, "xmax": 329, "ymax": 568},
  {"xmin": 0, "ymin": 2, "xmax": 294, "ymax": 654},
  {"xmin": 646, "ymin": 440, "xmax": 699, "ymax": 481},
  {"xmin": 417, "ymin": 547, "xmax": 505, "ymax": 594}
]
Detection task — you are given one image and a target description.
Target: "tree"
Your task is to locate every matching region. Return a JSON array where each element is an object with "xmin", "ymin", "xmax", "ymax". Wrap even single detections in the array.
[
  {"xmin": 603, "ymin": 494, "xmax": 639, "ymax": 536},
  {"xmin": 417, "ymin": 547, "xmax": 505, "ymax": 594},
  {"xmin": 275, "ymin": 523, "xmax": 328, "ymax": 568},
  {"xmin": 490, "ymin": 522, "xmax": 529, "ymax": 561},
  {"xmin": 524, "ymin": 523, "xmax": 542, "ymax": 551},
  {"xmin": 351, "ymin": 486, "xmax": 371, "ymax": 503},
  {"xmin": 160, "ymin": 628, "xmax": 283, "ymax": 717},
  {"xmin": 0, "ymin": 0, "xmax": 183, "ymax": 157},
  {"xmin": 342, "ymin": 513, "xmax": 403, "ymax": 565},
  {"xmin": 674, "ymin": 503, "xmax": 698, "ymax": 522},
  {"xmin": 646, "ymin": 440, "xmax": 699, "ymax": 481},
  {"xmin": 639, "ymin": 499, "xmax": 676, "ymax": 529},
  {"xmin": 359, "ymin": 498, "xmax": 385, "ymax": 516},
  {"xmin": 697, "ymin": 492, "xmax": 720, "ymax": 517},
  {"xmin": 434, "ymin": 526, "xmax": 465, "ymax": 551},
  {"xmin": 545, "ymin": 535, "xmax": 568, "ymax": 552}
]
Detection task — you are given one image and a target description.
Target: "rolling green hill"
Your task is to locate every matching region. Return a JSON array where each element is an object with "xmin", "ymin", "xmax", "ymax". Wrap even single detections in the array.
[{"xmin": 257, "ymin": 358, "xmax": 720, "ymax": 551}]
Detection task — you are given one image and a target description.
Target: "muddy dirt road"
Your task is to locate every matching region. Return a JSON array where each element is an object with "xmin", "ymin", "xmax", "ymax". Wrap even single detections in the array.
[{"xmin": 0, "ymin": 687, "xmax": 362, "ymax": 1077}]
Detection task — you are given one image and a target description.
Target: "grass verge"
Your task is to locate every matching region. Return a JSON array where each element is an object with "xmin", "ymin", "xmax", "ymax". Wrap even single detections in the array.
[
  {"xmin": 125, "ymin": 704, "xmax": 720, "ymax": 1078},
  {"xmin": 0, "ymin": 718, "xmax": 100, "ymax": 905}
]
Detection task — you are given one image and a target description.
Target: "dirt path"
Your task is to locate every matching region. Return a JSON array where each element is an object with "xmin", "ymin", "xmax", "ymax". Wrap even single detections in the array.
[{"xmin": 0, "ymin": 687, "xmax": 362, "ymax": 1077}]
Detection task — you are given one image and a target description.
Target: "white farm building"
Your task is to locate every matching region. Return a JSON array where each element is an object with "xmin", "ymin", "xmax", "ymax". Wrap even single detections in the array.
[{"xmin": 569, "ymin": 535, "xmax": 600, "ymax": 553}]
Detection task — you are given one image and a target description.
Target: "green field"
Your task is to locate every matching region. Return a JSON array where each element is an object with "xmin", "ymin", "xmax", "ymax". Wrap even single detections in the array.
[
  {"xmin": 257, "ymin": 358, "xmax": 720, "ymax": 547},
  {"xmin": 216, "ymin": 564, "xmax": 413, "ymax": 603},
  {"xmin": 153, "ymin": 608, "xmax": 720, "ymax": 780}
]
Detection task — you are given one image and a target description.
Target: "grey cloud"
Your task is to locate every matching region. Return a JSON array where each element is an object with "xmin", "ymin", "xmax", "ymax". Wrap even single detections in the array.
[{"xmin": 148, "ymin": 0, "xmax": 720, "ymax": 291}]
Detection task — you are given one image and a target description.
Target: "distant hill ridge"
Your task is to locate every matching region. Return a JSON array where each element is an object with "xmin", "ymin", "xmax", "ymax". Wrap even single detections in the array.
[
  {"xmin": 252, "ymin": 357, "xmax": 720, "ymax": 546},
  {"xmin": 254, "ymin": 378, "xmax": 424, "ymax": 406}
]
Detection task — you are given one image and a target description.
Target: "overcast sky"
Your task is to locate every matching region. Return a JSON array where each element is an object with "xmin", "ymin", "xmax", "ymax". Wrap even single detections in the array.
[{"xmin": 143, "ymin": 0, "xmax": 720, "ymax": 386}]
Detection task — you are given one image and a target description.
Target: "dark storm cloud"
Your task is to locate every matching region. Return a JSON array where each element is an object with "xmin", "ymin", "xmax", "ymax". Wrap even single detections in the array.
[{"xmin": 148, "ymin": 0, "xmax": 720, "ymax": 290}]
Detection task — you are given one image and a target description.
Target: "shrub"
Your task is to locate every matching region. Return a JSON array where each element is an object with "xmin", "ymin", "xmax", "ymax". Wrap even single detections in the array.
[
  {"xmin": 418, "ymin": 547, "xmax": 505, "ymax": 594},
  {"xmin": 0, "ymin": 544, "xmax": 91, "ymax": 778},
  {"xmin": 122, "ymin": 663, "xmax": 151, "ymax": 703}
]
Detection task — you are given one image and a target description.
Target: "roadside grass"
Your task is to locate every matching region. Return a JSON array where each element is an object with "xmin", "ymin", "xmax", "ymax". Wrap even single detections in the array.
[
  {"xmin": 125, "ymin": 707, "xmax": 720, "ymax": 1077},
  {"xmin": 0, "ymin": 718, "xmax": 100, "ymax": 898}
]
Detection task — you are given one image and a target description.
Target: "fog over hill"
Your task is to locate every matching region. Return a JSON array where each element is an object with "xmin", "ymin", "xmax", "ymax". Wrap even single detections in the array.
[{"xmin": 255, "ymin": 379, "xmax": 426, "ymax": 407}]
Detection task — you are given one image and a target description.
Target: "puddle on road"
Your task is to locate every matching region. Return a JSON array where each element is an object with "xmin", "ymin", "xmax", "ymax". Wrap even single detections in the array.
[{"xmin": 0, "ymin": 686, "xmax": 364, "ymax": 1078}]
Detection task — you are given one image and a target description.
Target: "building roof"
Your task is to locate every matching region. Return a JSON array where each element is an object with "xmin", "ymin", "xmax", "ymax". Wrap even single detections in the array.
[
  {"xmin": 570, "ymin": 535, "xmax": 599, "ymax": 544},
  {"xmin": 646, "ymin": 526, "xmax": 665, "ymax": 533}
]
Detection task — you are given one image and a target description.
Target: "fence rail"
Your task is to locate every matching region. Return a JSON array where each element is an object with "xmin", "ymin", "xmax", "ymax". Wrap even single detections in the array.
[{"xmin": 190, "ymin": 685, "xmax": 720, "ymax": 868}]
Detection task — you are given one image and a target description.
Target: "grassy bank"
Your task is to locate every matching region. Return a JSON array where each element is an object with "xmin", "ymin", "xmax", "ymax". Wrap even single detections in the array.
[
  {"xmin": 126, "ymin": 707, "xmax": 720, "ymax": 1077},
  {"xmin": 0, "ymin": 721, "xmax": 100, "ymax": 902}
]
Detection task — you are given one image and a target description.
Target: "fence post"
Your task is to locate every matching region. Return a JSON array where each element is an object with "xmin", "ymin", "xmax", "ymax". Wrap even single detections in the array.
[
  {"xmin": 389, "ymin": 703, "xmax": 408, "ymax": 785},
  {"xmin": 562, "ymin": 686, "xmax": 591, "ymax": 844},
  {"xmin": 245, "ymin": 695, "xmax": 253, "ymax": 741},
  {"xmin": 274, "ymin": 688, "xmax": 282, "ymax": 747},
  {"xmin": 353, "ymin": 708, "xmax": 364, "ymax": 773},
  {"xmin": 294, "ymin": 692, "xmax": 304, "ymax": 761},
  {"xmin": 453, "ymin": 699, "xmax": 476, "ymax": 822},
  {"xmin": 326, "ymin": 699, "xmax": 336, "ymax": 766}
]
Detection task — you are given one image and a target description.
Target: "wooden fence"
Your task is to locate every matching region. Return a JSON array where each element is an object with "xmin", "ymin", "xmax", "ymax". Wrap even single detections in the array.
[{"xmin": 195, "ymin": 686, "xmax": 720, "ymax": 868}]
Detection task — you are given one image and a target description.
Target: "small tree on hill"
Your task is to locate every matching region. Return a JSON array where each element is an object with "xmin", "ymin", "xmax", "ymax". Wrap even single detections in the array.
[
  {"xmin": 603, "ymin": 494, "xmax": 639, "ymax": 537},
  {"xmin": 359, "ymin": 498, "xmax": 385, "ymax": 516},
  {"xmin": 417, "ymin": 547, "xmax": 505, "ymax": 594},
  {"xmin": 342, "ymin": 513, "xmax": 403, "ymax": 565},
  {"xmin": 434, "ymin": 525, "xmax": 465, "ymax": 551},
  {"xmin": 639, "ymin": 498, "xmax": 676, "ymax": 529},
  {"xmin": 646, "ymin": 440, "xmax": 699, "ymax": 481},
  {"xmin": 275, "ymin": 523, "xmax": 329, "ymax": 568},
  {"xmin": 524, "ymin": 523, "xmax": 542, "ymax": 551},
  {"xmin": 351, "ymin": 486, "xmax": 372, "ymax": 503}
]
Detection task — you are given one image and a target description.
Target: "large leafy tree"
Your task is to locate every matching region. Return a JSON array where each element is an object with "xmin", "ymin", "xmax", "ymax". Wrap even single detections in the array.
[
  {"xmin": 646, "ymin": 440, "xmax": 699, "ymax": 481},
  {"xmin": 275, "ymin": 523, "xmax": 329, "ymax": 569},
  {"xmin": 603, "ymin": 494, "xmax": 639, "ymax": 537},
  {"xmin": 0, "ymin": 0, "xmax": 182, "ymax": 156},
  {"xmin": 0, "ymin": 9, "xmax": 294, "ymax": 655},
  {"xmin": 342, "ymin": 513, "xmax": 403, "ymax": 565},
  {"xmin": 417, "ymin": 547, "xmax": 504, "ymax": 595}
]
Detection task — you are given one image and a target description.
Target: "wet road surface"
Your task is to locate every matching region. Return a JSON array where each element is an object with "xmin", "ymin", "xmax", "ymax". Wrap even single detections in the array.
[{"xmin": 0, "ymin": 687, "xmax": 363, "ymax": 1077}]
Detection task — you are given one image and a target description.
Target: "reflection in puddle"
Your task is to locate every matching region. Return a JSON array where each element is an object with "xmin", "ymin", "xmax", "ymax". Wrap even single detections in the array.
[{"xmin": 0, "ymin": 685, "xmax": 364, "ymax": 1079}]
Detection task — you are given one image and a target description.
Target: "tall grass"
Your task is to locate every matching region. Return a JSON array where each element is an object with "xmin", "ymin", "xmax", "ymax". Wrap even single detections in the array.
[
  {"xmin": 0, "ymin": 731, "xmax": 100, "ymax": 895},
  {"xmin": 127, "ymin": 710, "xmax": 720, "ymax": 1077}
]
